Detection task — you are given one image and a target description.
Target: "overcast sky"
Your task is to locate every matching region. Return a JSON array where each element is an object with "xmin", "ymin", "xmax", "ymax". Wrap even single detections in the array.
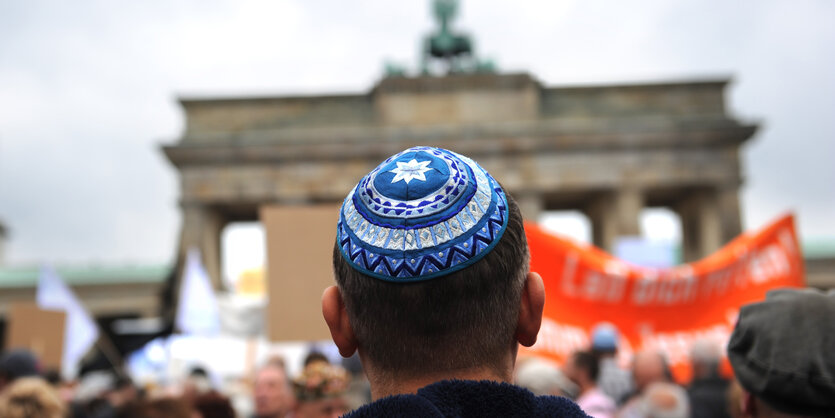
[{"xmin": 1, "ymin": 0, "xmax": 833, "ymax": 269}]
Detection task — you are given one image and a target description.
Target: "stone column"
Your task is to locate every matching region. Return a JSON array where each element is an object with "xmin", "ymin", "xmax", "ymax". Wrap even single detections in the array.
[
  {"xmin": 716, "ymin": 184, "xmax": 743, "ymax": 244},
  {"xmin": 614, "ymin": 187, "xmax": 642, "ymax": 237},
  {"xmin": 586, "ymin": 194, "xmax": 616, "ymax": 252},
  {"xmin": 585, "ymin": 188, "xmax": 643, "ymax": 253},
  {"xmin": 676, "ymin": 188, "xmax": 722, "ymax": 262},
  {"xmin": 176, "ymin": 204, "xmax": 226, "ymax": 290}
]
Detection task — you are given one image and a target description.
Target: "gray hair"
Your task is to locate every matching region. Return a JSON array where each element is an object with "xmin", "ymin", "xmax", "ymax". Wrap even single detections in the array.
[
  {"xmin": 515, "ymin": 358, "xmax": 578, "ymax": 399},
  {"xmin": 690, "ymin": 339, "xmax": 722, "ymax": 367},
  {"xmin": 640, "ymin": 382, "xmax": 690, "ymax": 418}
]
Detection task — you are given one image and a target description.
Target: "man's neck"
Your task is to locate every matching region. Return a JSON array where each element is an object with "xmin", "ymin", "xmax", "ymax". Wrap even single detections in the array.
[{"xmin": 367, "ymin": 367, "xmax": 511, "ymax": 400}]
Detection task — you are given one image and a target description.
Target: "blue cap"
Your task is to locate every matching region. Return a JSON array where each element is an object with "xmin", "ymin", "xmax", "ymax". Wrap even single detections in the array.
[
  {"xmin": 591, "ymin": 323, "xmax": 619, "ymax": 351},
  {"xmin": 336, "ymin": 146, "xmax": 509, "ymax": 282}
]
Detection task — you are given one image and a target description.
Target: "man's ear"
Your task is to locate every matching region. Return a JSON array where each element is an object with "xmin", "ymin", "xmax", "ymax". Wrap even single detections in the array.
[
  {"xmin": 322, "ymin": 285, "xmax": 358, "ymax": 357},
  {"xmin": 516, "ymin": 271, "xmax": 545, "ymax": 347}
]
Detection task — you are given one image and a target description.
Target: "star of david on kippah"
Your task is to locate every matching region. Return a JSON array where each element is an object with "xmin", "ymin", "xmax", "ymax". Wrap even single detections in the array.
[
  {"xmin": 336, "ymin": 146, "xmax": 510, "ymax": 282},
  {"xmin": 389, "ymin": 159, "xmax": 432, "ymax": 184}
]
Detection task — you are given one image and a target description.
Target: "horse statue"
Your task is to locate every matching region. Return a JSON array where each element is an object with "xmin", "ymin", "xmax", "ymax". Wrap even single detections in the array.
[{"xmin": 420, "ymin": 0, "xmax": 493, "ymax": 75}]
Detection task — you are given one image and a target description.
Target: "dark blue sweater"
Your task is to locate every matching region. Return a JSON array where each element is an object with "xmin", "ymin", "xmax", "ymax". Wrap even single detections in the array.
[{"xmin": 343, "ymin": 379, "xmax": 590, "ymax": 417}]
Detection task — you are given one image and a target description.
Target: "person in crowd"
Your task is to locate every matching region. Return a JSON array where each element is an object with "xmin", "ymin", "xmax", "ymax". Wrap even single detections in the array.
[
  {"xmin": 108, "ymin": 375, "xmax": 140, "ymax": 412},
  {"xmin": 639, "ymin": 382, "xmax": 690, "ymax": 418},
  {"xmin": 632, "ymin": 350, "xmax": 673, "ymax": 395},
  {"xmin": 516, "ymin": 357, "xmax": 579, "ymax": 399},
  {"xmin": 117, "ymin": 397, "xmax": 192, "ymax": 418},
  {"xmin": 253, "ymin": 360, "xmax": 295, "ymax": 418},
  {"xmin": 0, "ymin": 376, "xmax": 66, "ymax": 418},
  {"xmin": 264, "ymin": 355, "xmax": 287, "ymax": 371},
  {"xmin": 291, "ymin": 360, "xmax": 350, "ymax": 418},
  {"xmin": 727, "ymin": 288, "xmax": 835, "ymax": 417},
  {"xmin": 0, "ymin": 349, "xmax": 40, "ymax": 393},
  {"xmin": 687, "ymin": 339, "xmax": 730, "ymax": 418},
  {"xmin": 303, "ymin": 351, "xmax": 330, "ymax": 367},
  {"xmin": 42, "ymin": 367, "xmax": 89, "ymax": 418},
  {"xmin": 192, "ymin": 391, "xmax": 236, "ymax": 418},
  {"xmin": 617, "ymin": 350, "xmax": 674, "ymax": 418},
  {"xmin": 74, "ymin": 370, "xmax": 138, "ymax": 418},
  {"xmin": 564, "ymin": 350, "xmax": 616, "ymax": 418},
  {"xmin": 590, "ymin": 323, "xmax": 633, "ymax": 405},
  {"xmin": 322, "ymin": 146, "xmax": 588, "ymax": 417}
]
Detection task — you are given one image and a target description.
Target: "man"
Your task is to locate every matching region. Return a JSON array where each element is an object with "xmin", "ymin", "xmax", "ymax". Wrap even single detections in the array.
[
  {"xmin": 253, "ymin": 361, "xmax": 295, "ymax": 418},
  {"xmin": 323, "ymin": 146, "xmax": 588, "ymax": 417},
  {"xmin": 292, "ymin": 360, "xmax": 350, "ymax": 418},
  {"xmin": 564, "ymin": 351, "xmax": 616, "ymax": 418},
  {"xmin": 617, "ymin": 350, "xmax": 673, "ymax": 418},
  {"xmin": 631, "ymin": 350, "xmax": 672, "ymax": 395},
  {"xmin": 590, "ymin": 323, "xmax": 633, "ymax": 405},
  {"xmin": 687, "ymin": 339, "xmax": 730, "ymax": 418},
  {"xmin": 727, "ymin": 288, "xmax": 835, "ymax": 417}
]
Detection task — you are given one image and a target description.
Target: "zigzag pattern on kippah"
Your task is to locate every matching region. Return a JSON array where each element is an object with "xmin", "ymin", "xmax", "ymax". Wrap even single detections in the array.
[{"xmin": 336, "ymin": 147, "xmax": 510, "ymax": 282}]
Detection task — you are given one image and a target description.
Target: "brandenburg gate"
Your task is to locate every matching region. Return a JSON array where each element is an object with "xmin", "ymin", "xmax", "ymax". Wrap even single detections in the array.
[
  {"xmin": 163, "ymin": 72, "xmax": 756, "ymax": 289},
  {"xmin": 162, "ymin": 1, "xmax": 756, "ymax": 290}
]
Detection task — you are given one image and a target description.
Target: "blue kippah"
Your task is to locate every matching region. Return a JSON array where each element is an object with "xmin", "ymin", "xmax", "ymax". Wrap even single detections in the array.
[
  {"xmin": 591, "ymin": 323, "xmax": 619, "ymax": 351},
  {"xmin": 337, "ymin": 146, "xmax": 510, "ymax": 282}
]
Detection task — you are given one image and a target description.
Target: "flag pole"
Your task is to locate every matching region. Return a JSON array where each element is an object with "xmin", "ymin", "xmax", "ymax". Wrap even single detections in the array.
[{"xmin": 94, "ymin": 328, "xmax": 126, "ymax": 377}]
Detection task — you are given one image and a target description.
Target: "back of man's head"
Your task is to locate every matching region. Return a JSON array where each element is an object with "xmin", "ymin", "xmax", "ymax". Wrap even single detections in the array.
[
  {"xmin": 632, "ymin": 350, "xmax": 672, "ymax": 393},
  {"xmin": 728, "ymin": 288, "xmax": 835, "ymax": 417},
  {"xmin": 330, "ymin": 147, "xmax": 531, "ymax": 380},
  {"xmin": 569, "ymin": 350, "xmax": 600, "ymax": 387}
]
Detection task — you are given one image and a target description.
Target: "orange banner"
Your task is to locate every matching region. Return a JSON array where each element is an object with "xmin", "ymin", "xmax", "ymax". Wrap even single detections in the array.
[{"xmin": 522, "ymin": 214, "xmax": 804, "ymax": 383}]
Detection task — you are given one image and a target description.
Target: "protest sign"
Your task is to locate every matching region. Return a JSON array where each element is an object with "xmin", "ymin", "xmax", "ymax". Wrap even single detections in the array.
[{"xmin": 523, "ymin": 214, "xmax": 804, "ymax": 382}]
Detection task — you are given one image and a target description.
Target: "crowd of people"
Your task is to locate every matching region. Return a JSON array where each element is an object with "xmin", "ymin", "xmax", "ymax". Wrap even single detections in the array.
[
  {"xmin": 3, "ymin": 146, "xmax": 834, "ymax": 417},
  {"xmin": 514, "ymin": 326, "xmax": 731, "ymax": 418},
  {"xmin": 0, "ymin": 347, "xmax": 368, "ymax": 418}
]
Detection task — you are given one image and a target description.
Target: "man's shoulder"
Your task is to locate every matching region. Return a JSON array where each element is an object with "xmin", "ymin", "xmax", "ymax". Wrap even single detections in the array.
[{"xmin": 343, "ymin": 380, "xmax": 590, "ymax": 418}]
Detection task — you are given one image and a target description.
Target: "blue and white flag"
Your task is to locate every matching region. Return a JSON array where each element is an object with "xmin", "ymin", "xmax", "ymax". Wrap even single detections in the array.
[
  {"xmin": 175, "ymin": 248, "xmax": 221, "ymax": 335},
  {"xmin": 37, "ymin": 266, "xmax": 99, "ymax": 378}
]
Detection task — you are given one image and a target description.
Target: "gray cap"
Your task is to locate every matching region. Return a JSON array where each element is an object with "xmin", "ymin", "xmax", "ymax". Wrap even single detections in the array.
[{"xmin": 727, "ymin": 288, "xmax": 835, "ymax": 416}]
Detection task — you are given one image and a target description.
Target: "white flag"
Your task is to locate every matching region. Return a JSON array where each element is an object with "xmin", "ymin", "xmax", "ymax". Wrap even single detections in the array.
[
  {"xmin": 176, "ymin": 248, "xmax": 221, "ymax": 335},
  {"xmin": 37, "ymin": 266, "xmax": 100, "ymax": 378}
]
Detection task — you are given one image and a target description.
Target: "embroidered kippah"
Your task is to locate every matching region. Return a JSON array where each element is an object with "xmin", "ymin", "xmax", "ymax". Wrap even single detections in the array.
[{"xmin": 337, "ymin": 146, "xmax": 509, "ymax": 282}]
